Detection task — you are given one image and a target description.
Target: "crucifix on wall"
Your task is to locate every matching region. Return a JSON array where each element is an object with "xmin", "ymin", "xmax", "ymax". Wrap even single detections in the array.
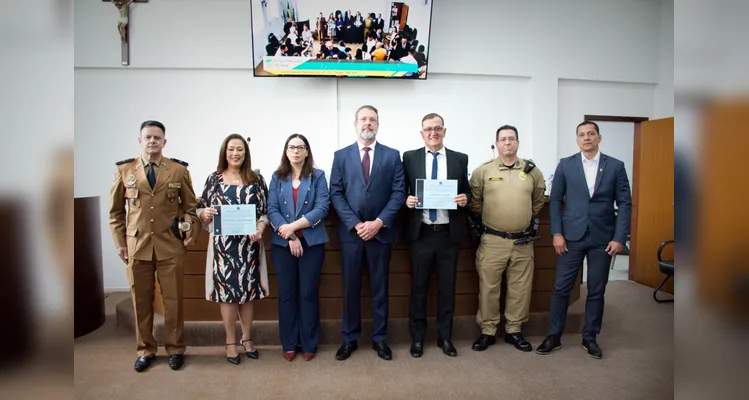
[{"xmin": 103, "ymin": 0, "xmax": 148, "ymax": 66}]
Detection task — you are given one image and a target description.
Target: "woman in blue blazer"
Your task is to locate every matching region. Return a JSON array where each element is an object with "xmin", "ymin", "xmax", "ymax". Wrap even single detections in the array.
[{"xmin": 267, "ymin": 133, "xmax": 330, "ymax": 361}]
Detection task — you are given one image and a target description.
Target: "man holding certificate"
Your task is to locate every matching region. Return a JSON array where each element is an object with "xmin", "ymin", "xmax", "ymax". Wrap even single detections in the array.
[
  {"xmin": 468, "ymin": 125, "xmax": 546, "ymax": 353},
  {"xmin": 330, "ymin": 105, "xmax": 406, "ymax": 361},
  {"xmin": 403, "ymin": 113, "xmax": 470, "ymax": 358}
]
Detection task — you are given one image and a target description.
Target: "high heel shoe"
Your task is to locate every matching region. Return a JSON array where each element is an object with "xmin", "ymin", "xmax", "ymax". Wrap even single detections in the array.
[
  {"xmin": 225, "ymin": 343, "xmax": 241, "ymax": 365},
  {"xmin": 241, "ymin": 337, "xmax": 259, "ymax": 359}
]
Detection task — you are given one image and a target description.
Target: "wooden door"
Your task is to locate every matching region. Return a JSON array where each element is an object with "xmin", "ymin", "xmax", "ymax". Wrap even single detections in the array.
[
  {"xmin": 629, "ymin": 117, "xmax": 674, "ymax": 292},
  {"xmin": 697, "ymin": 99, "xmax": 749, "ymax": 315}
]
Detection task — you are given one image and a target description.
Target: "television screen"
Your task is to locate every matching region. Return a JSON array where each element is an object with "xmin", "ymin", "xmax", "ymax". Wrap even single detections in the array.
[{"xmin": 250, "ymin": 0, "xmax": 433, "ymax": 79}]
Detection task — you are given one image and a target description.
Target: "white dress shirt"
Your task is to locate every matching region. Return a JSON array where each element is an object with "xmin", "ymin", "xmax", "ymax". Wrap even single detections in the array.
[
  {"xmin": 422, "ymin": 146, "xmax": 450, "ymax": 224},
  {"xmin": 581, "ymin": 151, "xmax": 600, "ymax": 197},
  {"xmin": 358, "ymin": 140, "xmax": 376, "ymax": 176}
]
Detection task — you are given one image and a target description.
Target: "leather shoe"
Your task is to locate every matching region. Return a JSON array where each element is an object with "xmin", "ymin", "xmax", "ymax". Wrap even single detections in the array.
[
  {"xmin": 504, "ymin": 332, "xmax": 532, "ymax": 352},
  {"xmin": 335, "ymin": 341, "xmax": 358, "ymax": 361},
  {"xmin": 471, "ymin": 334, "xmax": 496, "ymax": 351},
  {"xmin": 535, "ymin": 335, "xmax": 562, "ymax": 355},
  {"xmin": 168, "ymin": 354, "xmax": 185, "ymax": 370},
  {"xmin": 410, "ymin": 341, "xmax": 423, "ymax": 358},
  {"xmin": 302, "ymin": 352, "xmax": 315, "ymax": 361},
  {"xmin": 372, "ymin": 341, "xmax": 392, "ymax": 360},
  {"xmin": 133, "ymin": 355, "xmax": 154, "ymax": 372},
  {"xmin": 582, "ymin": 339, "xmax": 603, "ymax": 359},
  {"xmin": 437, "ymin": 338, "xmax": 457, "ymax": 357}
]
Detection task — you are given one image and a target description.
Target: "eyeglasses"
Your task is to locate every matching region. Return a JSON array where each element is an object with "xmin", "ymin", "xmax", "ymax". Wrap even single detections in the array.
[
  {"xmin": 497, "ymin": 137, "xmax": 517, "ymax": 143},
  {"xmin": 422, "ymin": 126, "xmax": 444, "ymax": 133},
  {"xmin": 286, "ymin": 145, "xmax": 308, "ymax": 152}
]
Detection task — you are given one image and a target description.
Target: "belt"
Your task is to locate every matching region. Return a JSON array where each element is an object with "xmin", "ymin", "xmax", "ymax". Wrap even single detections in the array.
[
  {"xmin": 484, "ymin": 226, "xmax": 526, "ymax": 239},
  {"xmin": 422, "ymin": 223, "xmax": 449, "ymax": 231}
]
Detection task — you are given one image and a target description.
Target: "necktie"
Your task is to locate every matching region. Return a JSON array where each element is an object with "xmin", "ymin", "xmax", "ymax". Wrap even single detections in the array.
[
  {"xmin": 362, "ymin": 147, "xmax": 371, "ymax": 184},
  {"xmin": 429, "ymin": 151, "xmax": 438, "ymax": 223},
  {"xmin": 146, "ymin": 162, "xmax": 156, "ymax": 189}
]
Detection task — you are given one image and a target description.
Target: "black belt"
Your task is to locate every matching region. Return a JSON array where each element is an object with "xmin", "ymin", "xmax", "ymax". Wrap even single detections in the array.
[
  {"xmin": 484, "ymin": 226, "xmax": 526, "ymax": 239},
  {"xmin": 422, "ymin": 223, "xmax": 449, "ymax": 231}
]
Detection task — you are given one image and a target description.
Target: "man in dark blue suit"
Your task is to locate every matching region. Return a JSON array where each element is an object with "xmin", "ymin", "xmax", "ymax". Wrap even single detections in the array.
[
  {"xmin": 330, "ymin": 105, "xmax": 406, "ymax": 361},
  {"xmin": 536, "ymin": 121, "xmax": 632, "ymax": 359}
]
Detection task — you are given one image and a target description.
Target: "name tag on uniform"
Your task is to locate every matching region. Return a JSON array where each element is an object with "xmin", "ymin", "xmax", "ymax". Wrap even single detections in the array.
[
  {"xmin": 488, "ymin": 177, "xmax": 503, "ymax": 181},
  {"xmin": 168, "ymin": 182, "xmax": 181, "ymax": 189}
]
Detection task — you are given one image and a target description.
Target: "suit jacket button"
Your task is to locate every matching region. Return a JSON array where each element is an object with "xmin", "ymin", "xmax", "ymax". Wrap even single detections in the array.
[
  {"xmin": 304, "ymin": 201, "xmax": 308, "ymax": 204},
  {"xmin": 284, "ymin": 201, "xmax": 287, "ymax": 204},
  {"xmin": 150, "ymin": 219, "xmax": 154, "ymax": 222},
  {"xmin": 286, "ymin": 214, "xmax": 290, "ymax": 218},
  {"xmin": 150, "ymin": 206, "xmax": 154, "ymax": 210},
  {"xmin": 150, "ymin": 231, "xmax": 153, "ymax": 234}
]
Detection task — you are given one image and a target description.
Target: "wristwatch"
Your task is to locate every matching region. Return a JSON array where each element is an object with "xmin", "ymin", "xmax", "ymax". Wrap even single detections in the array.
[{"xmin": 288, "ymin": 233, "xmax": 298, "ymax": 241}]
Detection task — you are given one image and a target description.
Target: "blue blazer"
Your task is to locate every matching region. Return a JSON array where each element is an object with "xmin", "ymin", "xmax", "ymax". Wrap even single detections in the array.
[
  {"xmin": 329, "ymin": 142, "xmax": 406, "ymax": 243},
  {"xmin": 267, "ymin": 168, "xmax": 330, "ymax": 247},
  {"xmin": 550, "ymin": 152, "xmax": 632, "ymax": 245}
]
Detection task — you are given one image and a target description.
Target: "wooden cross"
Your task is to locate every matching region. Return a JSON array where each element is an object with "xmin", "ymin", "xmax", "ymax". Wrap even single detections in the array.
[{"xmin": 102, "ymin": 0, "xmax": 148, "ymax": 66}]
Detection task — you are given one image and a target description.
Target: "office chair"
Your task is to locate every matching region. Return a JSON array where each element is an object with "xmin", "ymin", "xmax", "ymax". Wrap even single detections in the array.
[{"xmin": 654, "ymin": 240, "xmax": 674, "ymax": 303}]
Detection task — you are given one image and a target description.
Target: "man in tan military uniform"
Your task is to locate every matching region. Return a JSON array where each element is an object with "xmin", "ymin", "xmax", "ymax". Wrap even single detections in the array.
[
  {"xmin": 468, "ymin": 124, "xmax": 545, "ymax": 353},
  {"xmin": 109, "ymin": 120, "xmax": 199, "ymax": 372}
]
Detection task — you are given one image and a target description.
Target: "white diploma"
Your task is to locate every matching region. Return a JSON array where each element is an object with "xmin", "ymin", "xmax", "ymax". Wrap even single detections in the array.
[
  {"xmin": 415, "ymin": 179, "xmax": 458, "ymax": 210},
  {"xmin": 213, "ymin": 204, "xmax": 257, "ymax": 236}
]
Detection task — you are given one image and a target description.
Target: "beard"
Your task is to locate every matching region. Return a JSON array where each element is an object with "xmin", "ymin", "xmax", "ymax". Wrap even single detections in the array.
[{"xmin": 358, "ymin": 126, "xmax": 378, "ymax": 141}]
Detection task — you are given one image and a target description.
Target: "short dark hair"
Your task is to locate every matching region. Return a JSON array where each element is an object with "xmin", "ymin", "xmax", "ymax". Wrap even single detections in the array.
[
  {"xmin": 495, "ymin": 124, "xmax": 518, "ymax": 141},
  {"xmin": 421, "ymin": 113, "xmax": 444, "ymax": 126},
  {"xmin": 576, "ymin": 121, "xmax": 600, "ymax": 135},
  {"xmin": 140, "ymin": 120, "xmax": 165, "ymax": 135}
]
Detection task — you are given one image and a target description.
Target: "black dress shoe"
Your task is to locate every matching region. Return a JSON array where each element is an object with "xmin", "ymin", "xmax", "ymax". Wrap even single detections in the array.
[
  {"xmin": 535, "ymin": 335, "xmax": 562, "ymax": 355},
  {"xmin": 225, "ymin": 343, "xmax": 241, "ymax": 365},
  {"xmin": 504, "ymin": 332, "xmax": 532, "ymax": 352},
  {"xmin": 168, "ymin": 354, "xmax": 185, "ymax": 370},
  {"xmin": 437, "ymin": 338, "xmax": 457, "ymax": 357},
  {"xmin": 241, "ymin": 338, "xmax": 259, "ymax": 359},
  {"xmin": 372, "ymin": 341, "xmax": 392, "ymax": 360},
  {"xmin": 133, "ymin": 355, "xmax": 154, "ymax": 372},
  {"xmin": 471, "ymin": 334, "xmax": 496, "ymax": 351},
  {"xmin": 410, "ymin": 341, "xmax": 424, "ymax": 358},
  {"xmin": 582, "ymin": 339, "xmax": 603, "ymax": 359},
  {"xmin": 335, "ymin": 341, "xmax": 358, "ymax": 361}
]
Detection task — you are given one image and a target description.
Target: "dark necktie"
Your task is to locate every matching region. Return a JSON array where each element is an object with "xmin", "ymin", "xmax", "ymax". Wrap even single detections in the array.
[
  {"xmin": 429, "ymin": 151, "xmax": 438, "ymax": 223},
  {"xmin": 362, "ymin": 147, "xmax": 371, "ymax": 184},
  {"xmin": 146, "ymin": 162, "xmax": 156, "ymax": 189}
]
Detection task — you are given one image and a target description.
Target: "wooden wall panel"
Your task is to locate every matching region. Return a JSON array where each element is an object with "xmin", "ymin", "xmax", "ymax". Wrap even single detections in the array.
[
  {"xmin": 630, "ymin": 118, "xmax": 675, "ymax": 293},
  {"xmin": 156, "ymin": 203, "xmax": 579, "ymax": 321}
]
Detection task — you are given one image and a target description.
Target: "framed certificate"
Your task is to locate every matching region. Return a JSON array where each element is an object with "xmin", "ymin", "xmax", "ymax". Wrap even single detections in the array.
[
  {"xmin": 213, "ymin": 204, "xmax": 257, "ymax": 236},
  {"xmin": 415, "ymin": 179, "xmax": 458, "ymax": 210}
]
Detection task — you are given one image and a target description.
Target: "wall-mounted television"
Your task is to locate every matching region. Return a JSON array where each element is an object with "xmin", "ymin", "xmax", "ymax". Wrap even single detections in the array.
[{"xmin": 250, "ymin": 0, "xmax": 433, "ymax": 79}]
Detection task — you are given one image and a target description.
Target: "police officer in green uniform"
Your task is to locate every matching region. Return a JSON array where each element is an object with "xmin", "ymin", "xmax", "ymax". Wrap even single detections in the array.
[{"xmin": 468, "ymin": 125, "xmax": 545, "ymax": 352}]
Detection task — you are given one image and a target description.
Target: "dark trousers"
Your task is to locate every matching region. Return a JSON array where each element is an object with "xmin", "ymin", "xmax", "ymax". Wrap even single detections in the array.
[
  {"xmin": 271, "ymin": 241, "xmax": 325, "ymax": 353},
  {"xmin": 547, "ymin": 231, "xmax": 612, "ymax": 341},
  {"xmin": 340, "ymin": 239, "xmax": 392, "ymax": 343},
  {"xmin": 409, "ymin": 224, "xmax": 459, "ymax": 341}
]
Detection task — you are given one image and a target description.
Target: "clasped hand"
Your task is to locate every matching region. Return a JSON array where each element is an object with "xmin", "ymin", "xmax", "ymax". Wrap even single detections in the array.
[{"xmin": 356, "ymin": 219, "xmax": 383, "ymax": 241}]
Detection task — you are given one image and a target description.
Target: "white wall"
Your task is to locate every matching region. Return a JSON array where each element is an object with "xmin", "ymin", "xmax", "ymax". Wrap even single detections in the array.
[
  {"xmin": 596, "ymin": 122, "xmax": 635, "ymax": 191},
  {"xmin": 74, "ymin": 0, "xmax": 673, "ymax": 290},
  {"xmin": 557, "ymin": 79, "xmax": 655, "ymax": 162},
  {"xmin": 653, "ymin": 0, "xmax": 673, "ymax": 118}
]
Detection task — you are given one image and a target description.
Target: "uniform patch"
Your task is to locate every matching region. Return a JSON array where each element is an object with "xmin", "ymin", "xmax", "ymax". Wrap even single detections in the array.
[
  {"xmin": 489, "ymin": 177, "xmax": 503, "ymax": 181},
  {"xmin": 168, "ymin": 182, "xmax": 182, "ymax": 189},
  {"xmin": 519, "ymin": 172, "xmax": 527, "ymax": 180}
]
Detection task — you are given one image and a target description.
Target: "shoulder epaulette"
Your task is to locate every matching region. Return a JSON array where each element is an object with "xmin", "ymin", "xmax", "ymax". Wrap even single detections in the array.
[
  {"xmin": 480, "ymin": 157, "xmax": 495, "ymax": 166},
  {"xmin": 170, "ymin": 158, "xmax": 189, "ymax": 167},
  {"xmin": 115, "ymin": 157, "xmax": 135, "ymax": 165},
  {"xmin": 523, "ymin": 159, "xmax": 536, "ymax": 173}
]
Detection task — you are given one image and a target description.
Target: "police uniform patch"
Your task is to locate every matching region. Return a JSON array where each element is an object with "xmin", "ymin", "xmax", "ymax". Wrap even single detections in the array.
[{"xmin": 519, "ymin": 172, "xmax": 527, "ymax": 180}]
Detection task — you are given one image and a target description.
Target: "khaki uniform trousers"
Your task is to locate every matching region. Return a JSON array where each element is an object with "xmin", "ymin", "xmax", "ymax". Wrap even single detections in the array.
[
  {"xmin": 475, "ymin": 234, "xmax": 534, "ymax": 335},
  {"xmin": 126, "ymin": 250, "xmax": 185, "ymax": 357}
]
